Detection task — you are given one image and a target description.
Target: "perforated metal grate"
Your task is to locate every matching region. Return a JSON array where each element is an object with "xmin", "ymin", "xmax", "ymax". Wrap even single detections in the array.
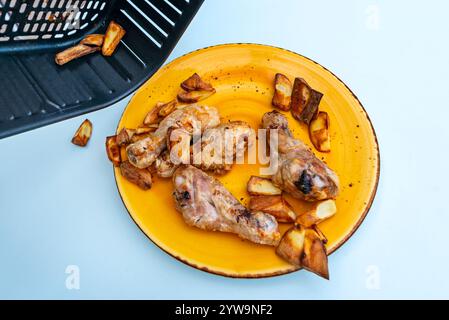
[
  {"xmin": 0, "ymin": 0, "xmax": 112, "ymax": 44},
  {"xmin": 0, "ymin": 0, "xmax": 204, "ymax": 138}
]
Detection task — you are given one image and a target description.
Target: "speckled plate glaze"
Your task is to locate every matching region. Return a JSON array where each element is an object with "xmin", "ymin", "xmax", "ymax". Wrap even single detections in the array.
[{"xmin": 114, "ymin": 44, "xmax": 380, "ymax": 278}]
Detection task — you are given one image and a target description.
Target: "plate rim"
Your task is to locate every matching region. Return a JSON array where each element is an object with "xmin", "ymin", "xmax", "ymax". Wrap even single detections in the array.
[{"xmin": 113, "ymin": 43, "xmax": 381, "ymax": 279}]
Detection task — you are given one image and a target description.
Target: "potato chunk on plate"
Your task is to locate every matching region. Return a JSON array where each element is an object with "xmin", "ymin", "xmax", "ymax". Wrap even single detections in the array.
[
  {"xmin": 296, "ymin": 199, "xmax": 337, "ymax": 227},
  {"xmin": 247, "ymin": 176, "xmax": 282, "ymax": 196},
  {"xmin": 272, "ymin": 73, "xmax": 293, "ymax": 111},
  {"xmin": 249, "ymin": 195, "xmax": 296, "ymax": 223},
  {"xmin": 290, "ymin": 77, "xmax": 323, "ymax": 124},
  {"xmin": 276, "ymin": 225, "xmax": 329, "ymax": 279},
  {"xmin": 309, "ymin": 111, "xmax": 331, "ymax": 153}
]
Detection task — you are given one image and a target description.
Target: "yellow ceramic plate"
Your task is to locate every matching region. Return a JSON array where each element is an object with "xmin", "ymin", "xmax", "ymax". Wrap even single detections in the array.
[{"xmin": 115, "ymin": 44, "xmax": 380, "ymax": 278}]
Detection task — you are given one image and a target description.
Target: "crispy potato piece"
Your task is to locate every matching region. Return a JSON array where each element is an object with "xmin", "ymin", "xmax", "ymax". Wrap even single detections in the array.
[
  {"xmin": 80, "ymin": 34, "xmax": 105, "ymax": 47},
  {"xmin": 249, "ymin": 195, "xmax": 296, "ymax": 223},
  {"xmin": 71, "ymin": 119, "xmax": 93, "ymax": 147},
  {"xmin": 120, "ymin": 161, "xmax": 152, "ymax": 190},
  {"xmin": 117, "ymin": 128, "xmax": 136, "ymax": 147},
  {"xmin": 296, "ymin": 199, "xmax": 337, "ymax": 227},
  {"xmin": 143, "ymin": 102, "xmax": 165, "ymax": 125},
  {"xmin": 136, "ymin": 126, "xmax": 157, "ymax": 135},
  {"xmin": 247, "ymin": 176, "xmax": 282, "ymax": 196},
  {"xmin": 55, "ymin": 44, "xmax": 100, "ymax": 65},
  {"xmin": 181, "ymin": 73, "xmax": 214, "ymax": 92},
  {"xmin": 105, "ymin": 135, "xmax": 121, "ymax": 166},
  {"xmin": 309, "ymin": 111, "xmax": 331, "ymax": 153},
  {"xmin": 290, "ymin": 78, "xmax": 323, "ymax": 124},
  {"xmin": 302, "ymin": 228, "xmax": 329, "ymax": 279},
  {"xmin": 272, "ymin": 73, "xmax": 293, "ymax": 111},
  {"xmin": 276, "ymin": 226, "xmax": 329, "ymax": 279},
  {"xmin": 177, "ymin": 89, "xmax": 216, "ymax": 103},
  {"xmin": 102, "ymin": 21, "xmax": 126, "ymax": 56},
  {"xmin": 313, "ymin": 225, "xmax": 328, "ymax": 245},
  {"xmin": 158, "ymin": 100, "xmax": 177, "ymax": 117},
  {"xmin": 276, "ymin": 226, "xmax": 306, "ymax": 267}
]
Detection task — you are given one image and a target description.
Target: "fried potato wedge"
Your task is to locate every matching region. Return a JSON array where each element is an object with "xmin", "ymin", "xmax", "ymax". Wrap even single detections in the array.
[
  {"xmin": 80, "ymin": 34, "xmax": 105, "ymax": 47},
  {"xmin": 247, "ymin": 176, "xmax": 282, "ymax": 196},
  {"xmin": 105, "ymin": 135, "xmax": 121, "ymax": 166},
  {"xmin": 290, "ymin": 77, "xmax": 323, "ymax": 124},
  {"xmin": 117, "ymin": 128, "xmax": 136, "ymax": 147},
  {"xmin": 181, "ymin": 73, "xmax": 214, "ymax": 92},
  {"xmin": 296, "ymin": 199, "xmax": 337, "ymax": 227},
  {"xmin": 249, "ymin": 195, "xmax": 296, "ymax": 223},
  {"xmin": 71, "ymin": 119, "xmax": 93, "ymax": 147},
  {"xmin": 309, "ymin": 111, "xmax": 331, "ymax": 153},
  {"xmin": 102, "ymin": 21, "xmax": 126, "ymax": 56},
  {"xmin": 120, "ymin": 161, "xmax": 152, "ymax": 190},
  {"xmin": 272, "ymin": 73, "xmax": 293, "ymax": 111},
  {"xmin": 276, "ymin": 226, "xmax": 329, "ymax": 279},
  {"xmin": 136, "ymin": 126, "xmax": 157, "ymax": 135},
  {"xmin": 177, "ymin": 89, "xmax": 216, "ymax": 103},
  {"xmin": 158, "ymin": 100, "xmax": 177, "ymax": 117},
  {"xmin": 313, "ymin": 225, "xmax": 328, "ymax": 245},
  {"xmin": 55, "ymin": 44, "xmax": 100, "ymax": 65},
  {"xmin": 302, "ymin": 228, "xmax": 329, "ymax": 279},
  {"xmin": 276, "ymin": 226, "xmax": 306, "ymax": 267},
  {"xmin": 143, "ymin": 102, "xmax": 165, "ymax": 126}
]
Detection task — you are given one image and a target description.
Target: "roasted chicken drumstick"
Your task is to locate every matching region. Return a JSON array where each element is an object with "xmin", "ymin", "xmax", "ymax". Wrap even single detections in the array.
[
  {"xmin": 126, "ymin": 104, "xmax": 220, "ymax": 169},
  {"xmin": 262, "ymin": 111, "xmax": 339, "ymax": 201},
  {"xmin": 173, "ymin": 165, "xmax": 281, "ymax": 246}
]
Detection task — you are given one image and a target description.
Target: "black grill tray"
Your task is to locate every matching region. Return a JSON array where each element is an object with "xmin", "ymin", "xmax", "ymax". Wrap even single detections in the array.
[{"xmin": 0, "ymin": 0, "xmax": 203, "ymax": 139}]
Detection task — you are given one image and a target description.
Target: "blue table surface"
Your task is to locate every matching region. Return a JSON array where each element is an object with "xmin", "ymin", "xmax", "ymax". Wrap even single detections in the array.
[{"xmin": 1, "ymin": 0, "xmax": 449, "ymax": 299}]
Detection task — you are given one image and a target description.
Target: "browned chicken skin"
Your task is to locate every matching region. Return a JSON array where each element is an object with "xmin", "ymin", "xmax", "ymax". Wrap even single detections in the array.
[
  {"xmin": 262, "ymin": 111, "xmax": 339, "ymax": 201},
  {"xmin": 155, "ymin": 121, "xmax": 254, "ymax": 177},
  {"xmin": 126, "ymin": 105, "xmax": 220, "ymax": 169},
  {"xmin": 173, "ymin": 165, "xmax": 281, "ymax": 246}
]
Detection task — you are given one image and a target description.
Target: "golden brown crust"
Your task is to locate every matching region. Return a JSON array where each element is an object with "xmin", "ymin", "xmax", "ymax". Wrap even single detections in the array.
[
  {"xmin": 177, "ymin": 89, "xmax": 216, "ymax": 103},
  {"xmin": 302, "ymin": 228, "xmax": 329, "ymax": 279},
  {"xmin": 55, "ymin": 44, "xmax": 100, "ymax": 65},
  {"xmin": 105, "ymin": 135, "xmax": 121, "ymax": 166},
  {"xmin": 120, "ymin": 161, "xmax": 152, "ymax": 190},
  {"xmin": 117, "ymin": 128, "xmax": 136, "ymax": 147},
  {"xmin": 102, "ymin": 21, "xmax": 126, "ymax": 56},
  {"xmin": 309, "ymin": 111, "xmax": 331, "ymax": 152},
  {"xmin": 272, "ymin": 73, "xmax": 293, "ymax": 111},
  {"xmin": 249, "ymin": 195, "xmax": 296, "ymax": 223},
  {"xmin": 275, "ymin": 226, "xmax": 305, "ymax": 267},
  {"xmin": 80, "ymin": 34, "xmax": 105, "ymax": 47},
  {"xmin": 247, "ymin": 176, "xmax": 282, "ymax": 196},
  {"xmin": 296, "ymin": 199, "xmax": 337, "ymax": 227},
  {"xmin": 181, "ymin": 73, "xmax": 214, "ymax": 92},
  {"xmin": 71, "ymin": 119, "xmax": 93, "ymax": 147},
  {"xmin": 143, "ymin": 102, "xmax": 165, "ymax": 126},
  {"xmin": 290, "ymin": 77, "xmax": 323, "ymax": 124}
]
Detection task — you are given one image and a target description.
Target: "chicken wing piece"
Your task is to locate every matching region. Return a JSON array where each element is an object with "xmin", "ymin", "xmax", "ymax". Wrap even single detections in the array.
[
  {"xmin": 262, "ymin": 111, "xmax": 339, "ymax": 201},
  {"xmin": 173, "ymin": 165, "xmax": 281, "ymax": 246},
  {"xmin": 126, "ymin": 105, "xmax": 220, "ymax": 169}
]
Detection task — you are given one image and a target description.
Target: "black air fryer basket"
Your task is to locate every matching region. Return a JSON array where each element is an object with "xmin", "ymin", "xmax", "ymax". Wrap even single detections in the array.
[{"xmin": 0, "ymin": 0, "xmax": 203, "ymax": 139}]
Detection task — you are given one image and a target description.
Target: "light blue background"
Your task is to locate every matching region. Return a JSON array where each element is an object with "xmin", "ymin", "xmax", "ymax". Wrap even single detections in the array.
[{"xmin": 1, "ymin": 0, "xmax": 449, "ymax": 299}]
